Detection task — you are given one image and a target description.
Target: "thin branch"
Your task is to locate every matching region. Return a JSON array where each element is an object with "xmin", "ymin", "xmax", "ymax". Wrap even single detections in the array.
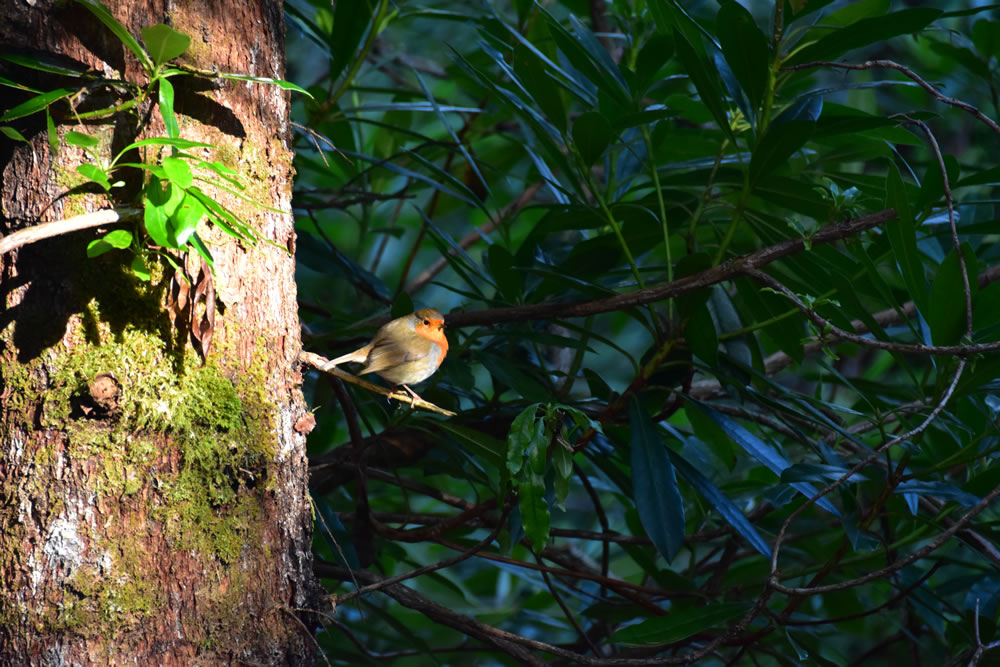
[
  {"xmin": 445, "ymin": 209, "xmax": 896, "ymax": 328},
  {"xmin": 901, "ymin": 116, "xmax": 972, "ymax": 336},
  {"xmin": 533, "ymin": 550, "xmax": 603, "ymax": 656},
  {"xmin": 773, "ymin": 466, "xmax": 1000, "ymax": 597},
  {"xmin": 0, "ymin": 207, "xmax": 140, "ymax": 256},
  {"xmin": 768, "ymin": 355, "xmax": 969, "ymax": 593},
  {"xmin": 335, "ymin": 502, "xmax": 510, "ymax": 604},
  {"xmin": 299, "ymin": 351, "xmax": 456, "ymax": 416},
  {"xmin": 312, "ymin": 562, "xmax": 769, "ymax": 666},
  {"xmin": 747, "ymin": 270, "xmax": 1000, "ymax": 356},
  {"xmin": 688, "ymin": 263, "xmax": 1000, "ymax": 399},
  {"xmin": 784, "ymin": 60, "xmax": 1000, "ymax": 136}
]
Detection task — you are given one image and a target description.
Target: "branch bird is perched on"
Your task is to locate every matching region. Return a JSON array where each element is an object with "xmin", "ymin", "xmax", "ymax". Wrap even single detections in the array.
[{"xmin": 323, "ymin": 308, "xmax": 449, "ymax": 404}]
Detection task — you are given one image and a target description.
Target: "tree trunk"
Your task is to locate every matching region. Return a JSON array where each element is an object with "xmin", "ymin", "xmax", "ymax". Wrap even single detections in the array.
[{"xmin": 0, "ymin": 1, "xmax": 320, "ymax": 663}]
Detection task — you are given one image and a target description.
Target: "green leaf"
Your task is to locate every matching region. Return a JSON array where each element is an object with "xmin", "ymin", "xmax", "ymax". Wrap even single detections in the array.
[
  {"xmin": 74, "ymin": 0, "xmax": 154, "ymax": 73},
  {"xmin": 329, "ymin": 0, "xmax": 372, "ymax": 83},
  {"xmin": 131, "ymin": 254, "xmax": 151, "ymax": 281},
  {"xmin": 514, "ymin": 43, "xmax": 567, "ymax": 133},
  {"xmin": 1, "ymin": 126, "xmax": 27, "ymax": 142},
  {"xmin": 171, "ymin": 193, "xmax": 206, "ymax": 246},
  {"xmin": 885, "ymin": 162, "xmax": 928, "ymax": 317},
  {"xmin": 141, "ymin": 24, "xmax": 190, "ymax": 67},
  {"xmin": 822, "ymin": 0, "xmax": 890, "ymax": 27},
  {"xmin": 572, "ymin": 111, "xmax": 614, "ymax": 165},
  {"xmin": 788, "ymin": 8, "xmax": 942, "ymax": 65},
  {"xmin": 437, "ymin": 422, "xmax": 505, "ymax": 468},
  {"xmin": 103, "ymin": 229, "xmax": 133, "ymax": 249},
  {"xmin": 708, "ymin": 285, "xmax": 752, "ymax": 369},
  {"xmin": 673, "ymin": 29, "xmax": 732, "ymax": 141},
  {"xmin": 957, "ymin": 165, "xmax": 1000, "ymax": 187},
  {"xmin": 143, "ymin": 176, "xmax": 182, "ymax": 247},
  {"xmin": 217, "ymin": 72, "xmax": 314, "ymax": 97},
  {"xmin": 686, "ymin": 301, "xmax": 718, "ymax": 367},
  {"xmin": 162, "ymin": 156, "xmax": 193, "ymax": 188},
  {"xmin": 973, "ymin": 18, "xmax": 1000, "ymax": 58},
  {"xmin": 612, "ymin": 602, "xmax": 749, "ymax": 645},
  {"xmin": 749, "ymin": 119, "xmax": 814, "ymax": 184},
  {"xmin": 76, "ymin": 164, "xmax": 110, "ymax": 190},
  {"xmin": 669, "ymin": 448, "xmax": 771, "ymax": 557},
  {"xmin": 64, "ymin": 131, "xmax": 100, "ymax": 148},
  {"xmin": 186, "ymin": 185, "xmax": 256, "ymax": 241},
  {"xmin": 518, "ymin": 467, "xmax": 550, "ymax": 550},
  {"xmin": 113, "ymin": 137, "xmax": 212, "ymax": 164},
  {"xmin": 86, "ymin": 239, "xmax": 114, "ymax": 258},
  {"xmin": 686, "ymin": 404, "xmax": 736, "ymax": 470},
  {"xmin": 928, "ymin": 244, "xmax": 977, "ymax": 345},
  {"xmin": 487, "ymin": 245, "xmax": 520, "ymax": 302},
  {"xmin": 687, "ymin": 400, "xmax": 839, "ymax": 515},
  {"xmin": 545, "ymin": 11, "xmax": 630, "ymax": 105},
  {"xmin": 629, "ymin": 397, "xmax": 684, "ymax": 561},
  {"xmin": 634, "ymin": 33, "xmax": 674, "ymax": 93},
  {"xmin": 507, "ymin": 404, "xmax": 541, "ymax": 475},
  {"xmin": 0, "ymin": 53, "xmax": 89, "ymax": 77},
  {"xmin": 87, "ymin": 229, "xmax": 133, "ymax": 257},
  {"xmin": 927, "ymin": 41, "xmax": 990, "ymax": 81},
  {"xmin": 0, "ymin": 87, "xmax": 75, "ymax": 122},
  {"xmin": 46, "ymin": 110, "xmax": 58, "ymax": 154},
  {"xmin": 158, "ymin": 77, "xmax": 179, "ymax": 139},
  {"xmin": 716, "ymin": 0, "xmax": 770, "ymax": 111},
  {"xmin": 552, "ymin": 445, "xmax": 573, "ymax": 510}
]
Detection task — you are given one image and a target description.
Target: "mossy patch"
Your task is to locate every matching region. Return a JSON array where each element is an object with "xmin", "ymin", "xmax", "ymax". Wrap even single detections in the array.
[{"xmin": 2, "ymin": 287, "xmax": 278, "ymax": 640}]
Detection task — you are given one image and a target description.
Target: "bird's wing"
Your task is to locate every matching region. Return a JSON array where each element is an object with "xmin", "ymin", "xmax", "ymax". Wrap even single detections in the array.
[{"xmin": 360, "ymin": 336, "xmax": 429, "ymax": 375}]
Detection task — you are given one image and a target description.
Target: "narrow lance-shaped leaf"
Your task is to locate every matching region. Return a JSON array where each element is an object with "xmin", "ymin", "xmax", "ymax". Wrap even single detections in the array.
[
  {"xmin": 885, "ymin": 162, "xmax": 928, "ymax": 318},
  {"xmin": 74, "ymin": 0, "xmax": 154, "ymax": 73},
  {"xmin": 629, "ymin": 397, "xmax": 685, "ymax": 561},
  {"xmin": 507, "ymin": 404, "xmax": 541, "ymax": 475},
  {"xmin": 787, "ymin": 8, "xmax": 943, "ymax": 65},
  {"xmin": 687, "ymin": 400, "xmax": 839, "ymax": 515},
  {"xmin": 928, "ymin": 244, "xmax": 977, "ymax": 345},
  {"xmin": 158, "ymin": 77, "xmax": 179, "ymax": 139},
  {"xmin": 519, "ymin": 424, "xmax": 551, "ymax": 550},
  {"xmin": 612, "ymin": 602, "xmax": 749, "ymax": 645},
  {"xmin": 673, "ymin": 29, "xmax": 733, "ymax": 142},
  {"xmin": 668, "ymin": 448, "xmax": 771, "ymax": 557},
  {"xmin": 716, "ymin": 0, "xmax": 769, "ymax": 111}
]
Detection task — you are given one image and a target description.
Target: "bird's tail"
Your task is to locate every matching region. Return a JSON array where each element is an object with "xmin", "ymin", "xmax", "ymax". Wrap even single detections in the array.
[{"xmin": 321, "ymin": 347, "xmax": 369, "ymax": 371}]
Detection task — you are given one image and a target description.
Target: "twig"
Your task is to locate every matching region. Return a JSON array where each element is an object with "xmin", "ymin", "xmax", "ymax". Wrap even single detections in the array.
[
  {"xmin": 445, "ymin": 209, "xmax": 897, "ymax": 328},
  {"xmin": 784, "ymin": 60, "xmax": 1000, "ymax": 136},
  {"xmin": 299, "ymin": 350, "xmax": 456, "ymax": 416},
  {"xmin": 746, "ymin": 270, "xmax": 999, "ymax": 357},
  {"xmin": 767, "ymin": 355, "xmax": 968, "ymax": 593},
  {"xmin": 404, "ymin": 181, "xmax": 543, "ymax": 295},
  {"xmin": 900, "ymin": 116, "xmax": 972, "ymax": 336},
  {"xmin": 0, "ymin": 207, "xmax": 140, "ymax": 256},
  {"xmin": 312, "ymin": 561, "xmax": 762, "ymax": 666},
  {"xmin": 335, "ymin": 502, "xmax": 511, "ymax": 604},
  {"xmin": 533, "ymin": 549, "xmax": 602, "ymax": 656}
]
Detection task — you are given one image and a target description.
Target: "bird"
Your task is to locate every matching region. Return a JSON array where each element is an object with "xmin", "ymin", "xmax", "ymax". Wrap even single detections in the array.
[{"xmin": 322, "ymin": 308, "xmax": 448, "ymax": 405}]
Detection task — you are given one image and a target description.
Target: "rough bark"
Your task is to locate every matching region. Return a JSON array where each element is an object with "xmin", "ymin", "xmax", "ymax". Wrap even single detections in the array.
[{"xmin": 0, "ymin": 1, "xmax": 320, "ymax": 664}]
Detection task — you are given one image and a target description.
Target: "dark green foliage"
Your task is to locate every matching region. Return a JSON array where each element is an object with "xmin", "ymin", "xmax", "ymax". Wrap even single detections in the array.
[{"xmin": 290, "ymin": 0, "xmax": 1000, "ymax": 664}]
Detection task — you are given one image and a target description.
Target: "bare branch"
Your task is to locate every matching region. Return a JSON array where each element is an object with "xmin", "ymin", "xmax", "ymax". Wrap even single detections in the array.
[
  {"xmin": 299, "ymin": 350, "xmax": 456, "ymax": 416},
  {"xmin": 446, "ymin": 209, "xmax": 897, "ymax": 328},
  {"xmin": 0, "ymin": 208, "xmax": 140, "ymax": 256}
]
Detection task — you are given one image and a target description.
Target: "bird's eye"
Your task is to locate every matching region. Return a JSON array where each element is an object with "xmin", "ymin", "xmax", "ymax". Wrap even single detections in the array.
[{"xmin": 423, "ymin": 319, "xmax": 430, "ymax": 326}]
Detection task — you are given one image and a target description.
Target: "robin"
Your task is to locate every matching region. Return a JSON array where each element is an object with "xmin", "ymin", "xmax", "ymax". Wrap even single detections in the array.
[{"xmin": 323, "ymin": 308, "xmax": 448, "ymax": 404}]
